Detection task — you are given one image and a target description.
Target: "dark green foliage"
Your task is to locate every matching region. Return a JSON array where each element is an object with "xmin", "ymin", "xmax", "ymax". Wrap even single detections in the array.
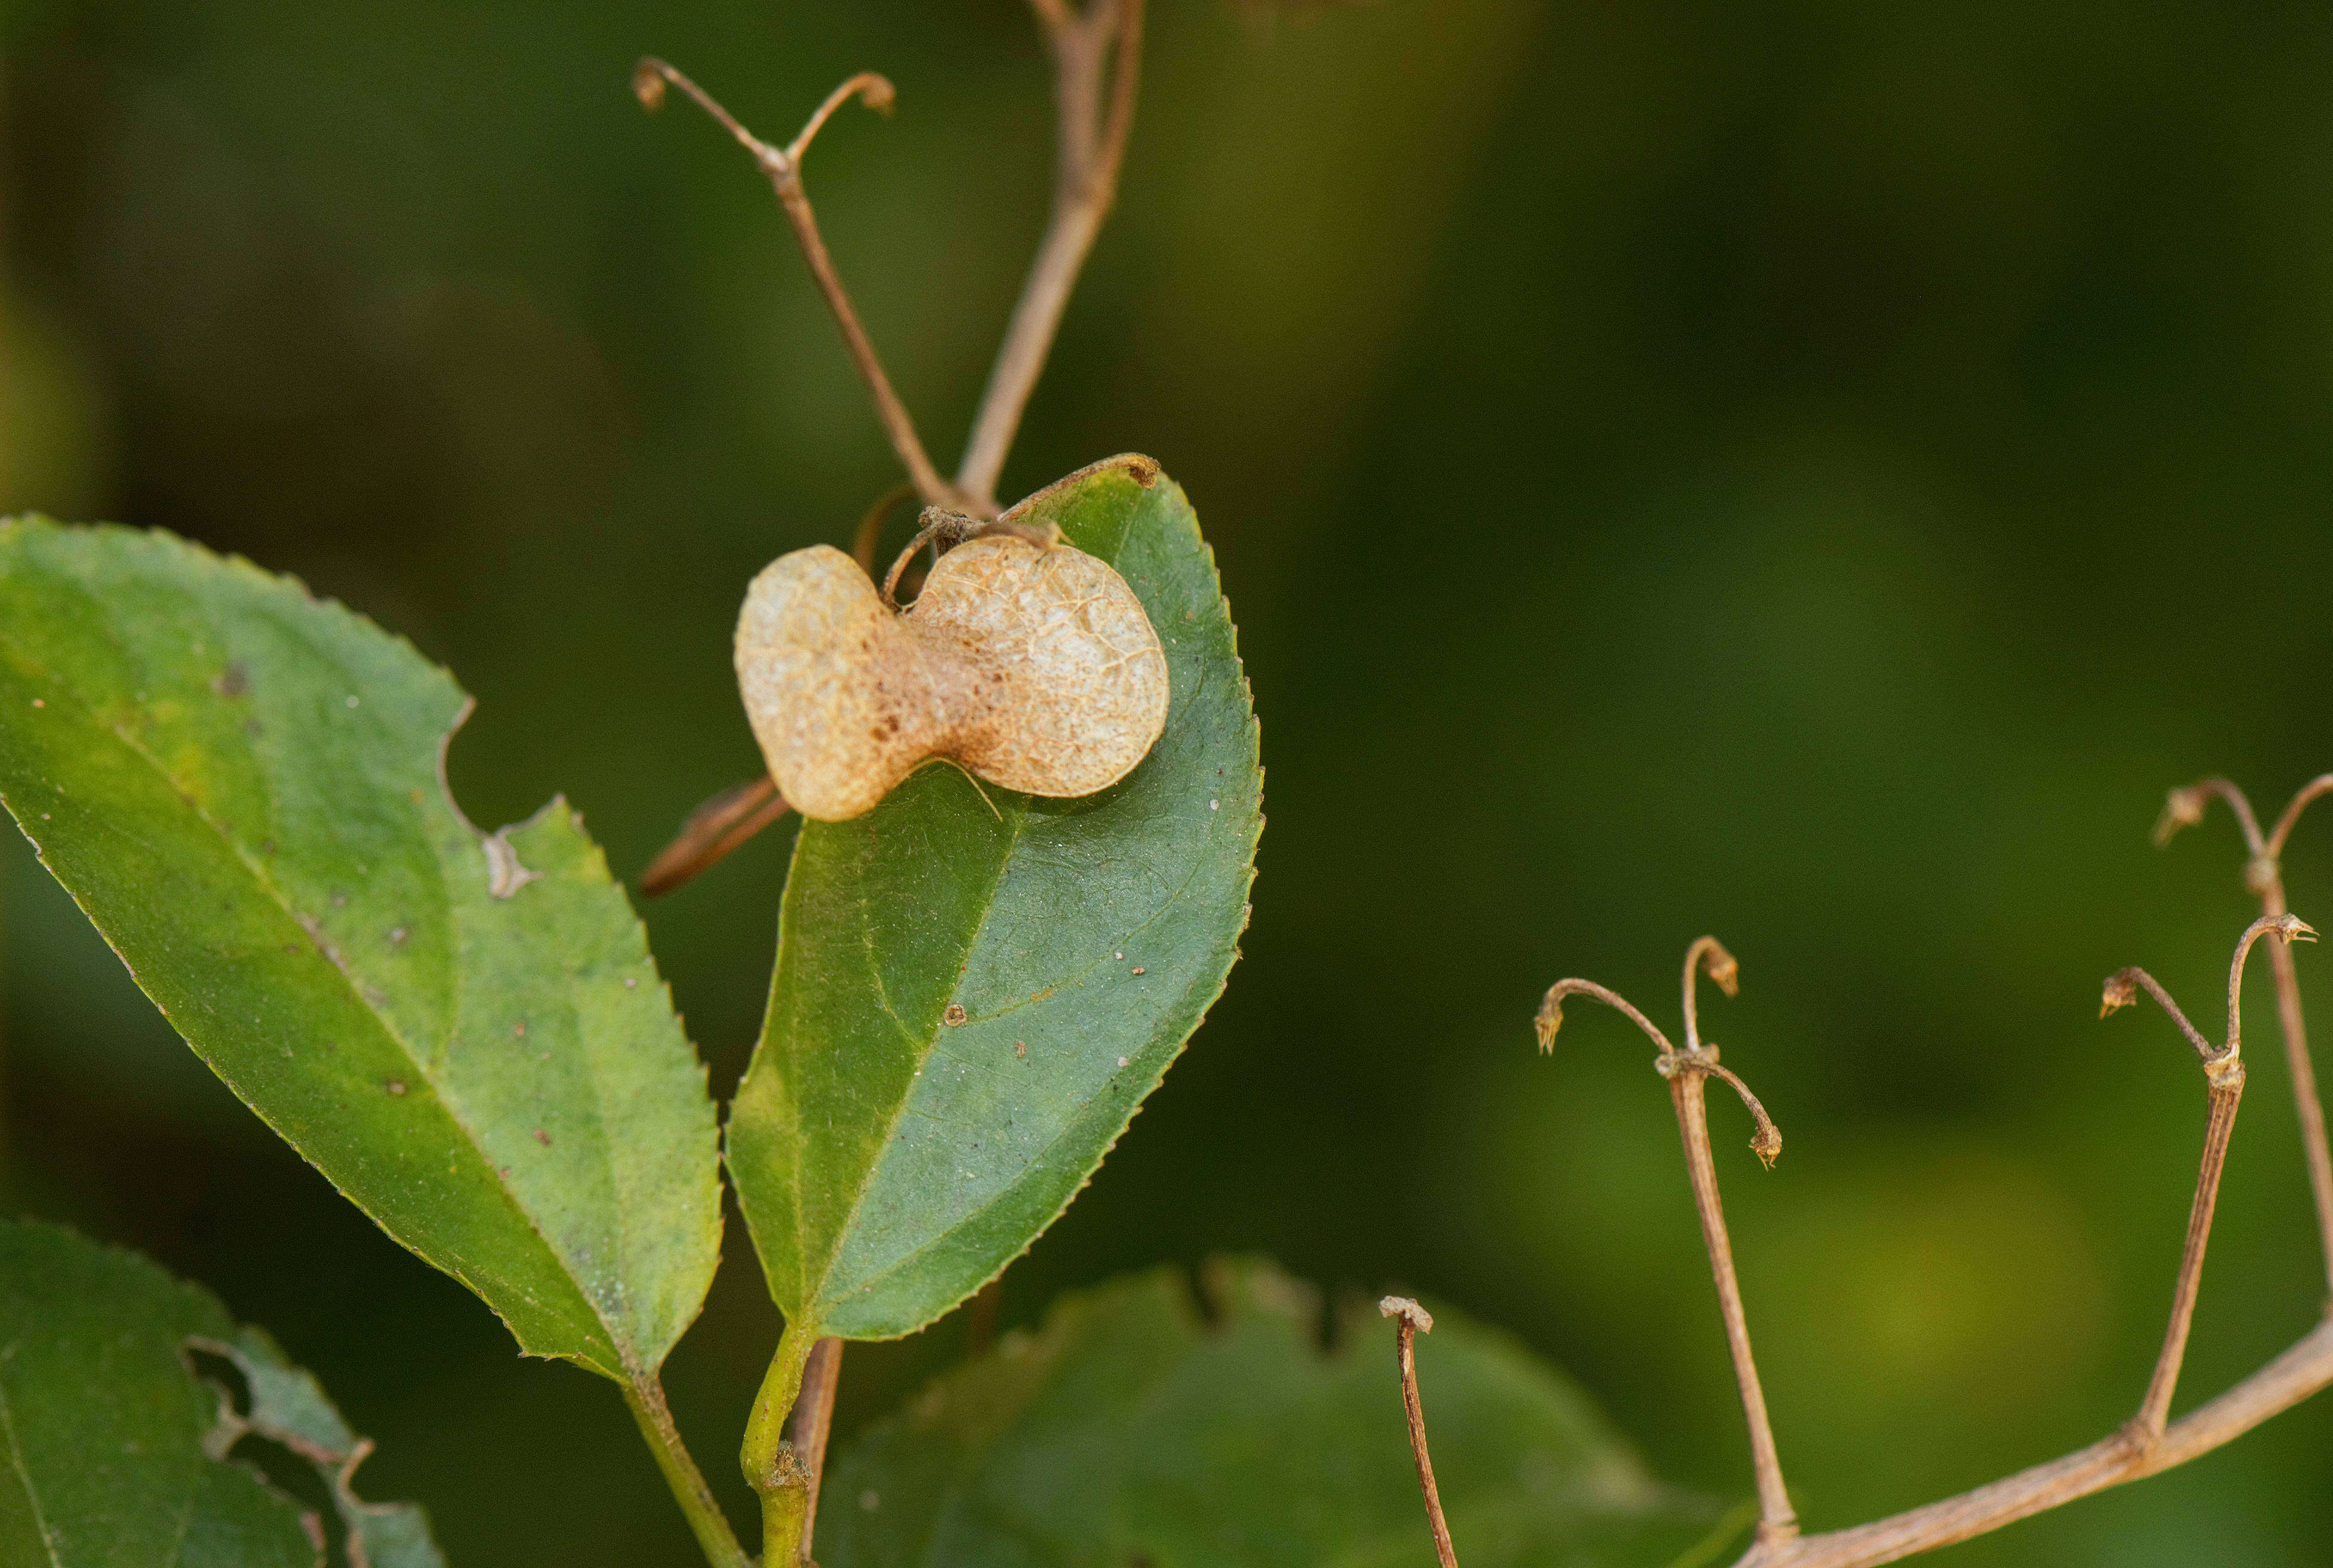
[
  {"xmin": 819, "ymin": 1258, "xmax": 1734, "ymax": 1568},
  {"xmin": 0, "ymin": 1218, "xmax": 441, "ymax": 1568}
]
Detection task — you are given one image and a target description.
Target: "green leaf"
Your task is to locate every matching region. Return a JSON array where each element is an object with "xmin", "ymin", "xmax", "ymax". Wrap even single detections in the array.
[
  {"xmin": 0, "ymin": 519, "xmax": 721, "ymax": 1380},
  {"xmin": 818, "ymin": 1258, "xmax": 1737, "ymax": 1568},
  {"xmin": 190, "ymin": 1327, "xmax": 446, "ymax": 1568},
  {"xmin": 727, "ymin": 457, "xmax": 1263, "ymax": 1340},
  {"xmin": 0, "ymin": 1218, "xmax": 444, "ymax": 1568}
]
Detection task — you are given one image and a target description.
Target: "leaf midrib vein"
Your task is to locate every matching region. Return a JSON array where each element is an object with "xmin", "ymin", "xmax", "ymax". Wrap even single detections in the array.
[{"xmin": 800, "ymin": 795, "xmax": 1032, "ymax": 1322}]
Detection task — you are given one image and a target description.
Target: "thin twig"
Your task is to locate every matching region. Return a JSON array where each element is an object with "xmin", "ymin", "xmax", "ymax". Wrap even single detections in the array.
[
  {"xmin": 2133, "ymin": 1080, "xmax": 2241, "ymax": 1436},
  {"xmin": 2264, "ymin": 773, "xmax": 2333, "ymax": 860},
  {"xmin": 1539, "ymin": 949, "xmax": 1796, "ymax": 1545},
  {"xmin": 954, "ymin": 0, "xmax": 1147, "ymax": 511},
  {"xmin": 1723, "ymin": 914, "xmax": 2319, "ymax": 1568},
  {"xmin": 639, "ymin": 774, "xmax": 792, "ymax": 898},
  {"xmin": 852, "ymin": 482, "xmax": 917, "ymax": 575},
  {"xmin": 1380, "ymin": 1296, "xmax": 1459, "ymax": 1568},
  {"xmin": 1682, "ymin": 936, "xmax": 1740, "ymax": 1053},
  {"xmin": 1535, "ymin": 976, "xmax": 1676, "ymax": 1057},
  {"xmin": 1668, "ymin": 1065, "xmax": 1795, "ymax": 1544},
  {"xmin": 787, "ymin": 1337, "xmax": 844, "ymax": 1562},
  {"xmin": 2099, "ymin": 930, "xmax": 2306, "ymax": 1435},
  {"xmin": 634, "ymin": 58, "xmax": 967, "ymax": 509},
  {"xmin": 1728, "ymin": 1313, "xmax": 2333, "ymax": 1568},
  {"xmin": 2160, "ymin": 777, "xmax": 2333, "ymax": 1298},
  {"xmin": 2099, "ymin": 967, "xmax": 2216, "ymax": 1062},
  {"xmin": 2154, "ymin": 777, "xmax": 2264, "ymax": 855}
]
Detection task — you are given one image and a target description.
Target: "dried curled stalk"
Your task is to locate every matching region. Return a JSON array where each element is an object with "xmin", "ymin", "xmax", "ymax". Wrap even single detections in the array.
[
  {"xmin": 2157, "ymin": 773, "xmax": 2333, "ymax": 1295},
  {"xmin": 1474, "ymin": 899, "xmax": 2328, "ymax": 1568},
  {"xmin": 1536, "ymin": 939, "xmax": 1796, "ymax": 1546}
]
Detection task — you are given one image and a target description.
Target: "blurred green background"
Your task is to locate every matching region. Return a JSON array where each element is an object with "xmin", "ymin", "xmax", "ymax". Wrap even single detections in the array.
[{"xmin": 6, "ymin": 0, "xmax": 2333, "ymax": 1563}]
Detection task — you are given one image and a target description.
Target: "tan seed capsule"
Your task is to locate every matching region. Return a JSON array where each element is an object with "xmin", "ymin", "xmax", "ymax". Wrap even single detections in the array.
[{"xmin": 736, "ymin": 535, "xmax": 1168, "ymax": 822}]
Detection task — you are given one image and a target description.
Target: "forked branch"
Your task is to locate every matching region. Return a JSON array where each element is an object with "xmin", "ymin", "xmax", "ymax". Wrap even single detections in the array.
[
  {"xmin": 634, "ymin": 59, "xmax": 968, "ymax": 510},
  {"xmin": 1717, "ymin": 913, "xmax": 2317, "ymax": 1568},
  {"xmin": 1538, "ymin": 942, "xmax": 1795, "ymax": 1546},
  {"xmin": 633, "ymin": 0, "xmax": 1150, "ymax": 898},
  {"xmin": 2159, "ymin": 774, "xmax": 2333, "ymax": 1297},
  {"xmin": 637, "ymin": 0, "xmax": 1144, "ymax": 521}
]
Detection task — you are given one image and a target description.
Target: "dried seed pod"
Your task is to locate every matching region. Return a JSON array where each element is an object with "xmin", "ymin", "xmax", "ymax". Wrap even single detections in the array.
[{"xmin": 735, "ymin": 535, "xmax": 1169, "ymax": 821}]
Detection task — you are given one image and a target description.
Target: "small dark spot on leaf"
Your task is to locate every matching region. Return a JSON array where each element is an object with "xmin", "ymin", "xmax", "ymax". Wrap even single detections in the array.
[
  {"xmin": 623, "ymin": 976, "xmax": 638, "ymax": 989},
  {"xmin": 385, "ymin": 1079, "xmax": 407, "ymax": 1096},
  {"xmin": 212, "ymin": 662, "xmax": 248, "ymax": 697},
  {"xmin": 409, "ymin": 787, "xmax": 424, "ymax": 804},
  {"xmin": 330, "ymin": 891, "xmax": 348, "ymax": 908},
  {"xmin": 1132, "ymin": 967, "xmax": 1145, "ymax": 975},
  {"xmin": 260, "ymin": 839, "xmax": 276, "ymax": 855},
  {"xmin": 944, "ymin": 1004, "xmax": 967, "ymax": 1026},
  {"xmin": 534, "ymin": 1129, "xmax": 552, "ymax": 1146},
  {"xmin": 29, "ymin": 697, "xmax": 43, "ymax": 708},
  {"xmin": 513, "ymin": 1020, "xmax": 526, "ymax": 1038},
  {"xmin": 388, "ymin": 927, "xmax": 408, "ymax": 947},
  {"xmin": 243, "ymin": 718, "xmax": 262, "ymax": 739},
  {"xmin": 1014, "ymin": 1040, "xmax": 1026, "ymax": 1058}
]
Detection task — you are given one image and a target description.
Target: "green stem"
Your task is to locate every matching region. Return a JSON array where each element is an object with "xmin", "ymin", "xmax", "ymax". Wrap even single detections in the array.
[
  {"xmin": 742, "ymin": 1321, "xmax": 820, "ymax": 1567},
  {"xmin": 620, "ymin": 1373, "xmax": 753, "ymax": 1568}
]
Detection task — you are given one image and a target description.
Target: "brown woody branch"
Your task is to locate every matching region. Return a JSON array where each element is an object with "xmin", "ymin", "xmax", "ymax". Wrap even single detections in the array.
[
  {"xmin": 1380, "ymin": 1296, "xmax": 1459, "ymax": 1568},
  {"xmin": 637, "ymin": 0, "xmax": 1143, "ymax": 522},
  {"xmin": 1539, "ymin": 942, "xmax": 1796, "ymax": 1547},
  {"xmin": 956, "ymin": 0, "xmax": 1147, "ymax": 512},
  {"xmin": 2159, "ymin": 775, "xmax": 2333, "ymax": 1298},
  {"xmin": 633, "ymin": 60, "xmax": 970, "ymax": 510},
  {"xmin": 1718, "ymin": 913, "xmax": 2316, "ymax": 1568},
  {"xmin": 785, "ymin": 1337, "xmax": 844, "ymax": 1563}
]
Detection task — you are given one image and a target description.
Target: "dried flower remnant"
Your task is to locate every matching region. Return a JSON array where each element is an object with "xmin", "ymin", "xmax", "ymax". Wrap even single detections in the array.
[
  {"xmin": 734, "ymin": 534, "xmax": 1168, "ymax": 822},
  {"xmin": 1380, "ymin": 1295, "xmax": 1459, "ymax": 1568}
]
